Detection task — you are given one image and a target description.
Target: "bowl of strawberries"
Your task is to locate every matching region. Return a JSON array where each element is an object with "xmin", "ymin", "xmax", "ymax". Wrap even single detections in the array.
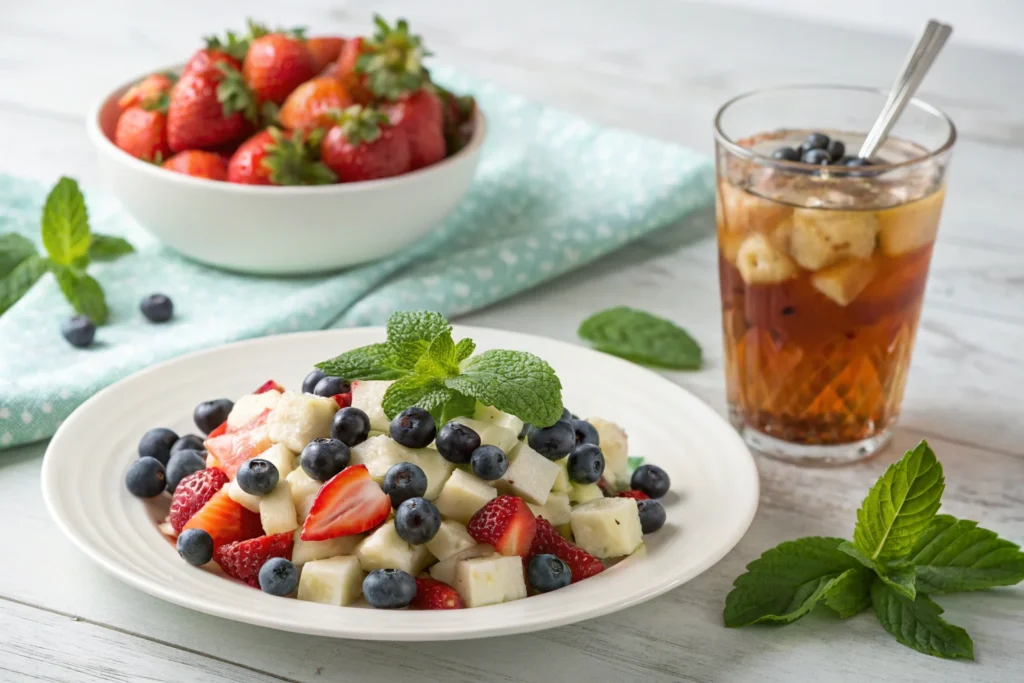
[{"xmin": 88, "ymin": 17, "xmax": 485, "ymax": 275}]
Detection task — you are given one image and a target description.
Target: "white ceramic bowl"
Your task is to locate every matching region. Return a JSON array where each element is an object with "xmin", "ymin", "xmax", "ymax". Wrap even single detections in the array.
[{"xmin": 87, "ymin": 71, "xmax": 487, "ymax": 275}]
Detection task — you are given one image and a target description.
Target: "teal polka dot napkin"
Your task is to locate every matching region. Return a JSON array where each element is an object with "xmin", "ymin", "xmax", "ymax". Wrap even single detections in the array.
[{"xmin": 0, "ymin": 66, "xmax": 713, "ymax": 449}]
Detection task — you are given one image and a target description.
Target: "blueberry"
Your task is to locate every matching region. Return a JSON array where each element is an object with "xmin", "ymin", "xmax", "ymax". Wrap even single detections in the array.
[
  {"xmin": 61, "ymin": 315, "xmax": 95, "ymax": 348},
  {"xmin": 165, "ymin": 449, "xmax": 207, "ymax": 493},
  {"xmin": 171, "ymin": 434, "xmax": 205, "ymax": 456},
  {"xmin": 558, "ymin": 408, "xmax": 573, "ymax": 424},
  {"xmin": 140, "ymin": 293, "xmax": 173, "ymax": 323},
  {"xmin": 363, "ymin": 568, "xmax": 417, "ymax": 608},
  {"xmin": 176, "ymin": 528, "xmax": 214, "ymax": 566},
  {"xmin": 300, "ymin": 438, "xmax": 351, "ymax": 482},
  {"xmin": 631, "ymin": 464, "xmax": 670, "ymax": 499},
  {"xmin": 383, "ymin": 462, "xmax": 428, "ymax": 508},
  {"xmin": 637, "ymin": 499, "xmax": 667, "ymax": 533},
  {"xmin": 389, "ymin": 407, "xmax": 436, "ymax": 449},
  {"xmin": 844, "ymin": 156, "xmax": 871, "ymax": 167},
  {"xmin": 528, "ymin": 554, "xmax": 572, "ymax": 592},
  {"xmin": 237, "ymin": 458, "xmax": 280, "ymax": 496},
  {"xmin": 138, "ymin": 427, "xmax": 178, "ymax": 465},
  {"xmin": 803, "ymin": 132, "xmax": 830, "ymax": 151},
  {"xmin": 394, "ymin": 497, "xmax": 442, "ymax": 545},
  {"xmin": 313, "ymin": 375, "xmax": 350, "ymax": 398},
  {"xmin": 302, "ymin": 369, "xmax": 326, "ymax": 394},
  {"xmin": 567, "ymin": 444, "xmax": 605, "ymax": 484},
  {"xmin": 331, "ymin": 407, "xmax": 371, "ymax": 447},
  {"xmin": 801, "ymin": 148, "xmax": 831, "ymax": 165},
  {"xmin": 125, "ymin": 457, "xmax": 166, "ymax": 498},
  {"xmin": 193, "ymin": 398, "xmax": 233, "ymax": 434},
  {"xmin": 259, "ymin": 557, "xmax": 298, "ymax": 596},
  {"xmin": 826, "ymin": 139, "xmax": 845, "ymax": 162},
  {"xmin": 771, "ymin": 146, "xmax": 800, "ymax": 162},
  {"xmin": 470, "ymin": 445, "xmax": 508, "ymax": 481},
  {"xmin": 435, "ymin": 422, "xmax": 481, "ymax": 464},
  {"xmin": 527, "ymin": 421, "xmax": 575, "ymax": 461},
  {"xmin": 570, "ymin": 419, "xmax": 600, "ymax": 447}
]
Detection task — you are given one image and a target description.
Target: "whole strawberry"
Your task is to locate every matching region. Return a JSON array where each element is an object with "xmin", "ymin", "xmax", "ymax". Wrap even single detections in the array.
[
  {"xmin": 118, "ymin": 72, "xmax": 176, "ymax": 110},
  {"xmin": 339, "ymin": 15, "xmax": 430, "ymax": 103},
  {"xmin": 115, "ymin": 105, "xmax": 170, "ymax": 163},
  {"xmin": 278, "ymin": 77, "xmax": 354, "ymax": 131},
  {"xmin": 227, "ymin": 127, "xmax": 336, "ymax": 185},
  {"xmin": 321, "ymin": 106, "xmax": 410, "ymax": 182},
  {"xmin": 385, "ymin": 88, "xmax": 445, "ymax": 170},
  {"xmin": 166, "ymin": 63, "xmax": 257, "ymax": 152},
  {"xmin": 243, "ymin": 29, "xmax": 315, "ymax": 105},
  {"xmin": 306, "ymin": 36, "xmax": 345, "ymax": 74},
  {"xmin": 162, "ymin": 150, "xmax": 228, "ymax": 181}
]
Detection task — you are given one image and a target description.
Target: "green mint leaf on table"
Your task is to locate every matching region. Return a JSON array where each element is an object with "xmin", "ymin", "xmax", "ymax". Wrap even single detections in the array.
[
  {"xmin": 910, "ymin": 515, "xmax": 1024, "ymax": 594},
  {"xmin": 837, "ymin": 542, "xmax": 917, "ymax": 600},
  {"xmin": 578, "ymin": 306, "xmax": 702, "ymax": 370},
  {"xmin": 52, "ymin": 265, "xmax": 109, "ymax": 324},
  {"xmin": 41, "ymin": 177, "xmax": 91, "ymax": 266},
  {"xmin": 445, "ymin": 349, "xmax": 563, "ymax": 428},
  {"xmin": 88, "ymin": 234, "xmax": 135, "ymax": 261},
  {"xmin": 852, "ymin": 440, "xmax": 944, "ymax": 563},
  {"xmin": 316, "ymin": 343, "xmax": 408, "ymax": 381},
  {"xmin": 0, "ymin": 255, "xmax": 47, "ymax": 316},
  {"xmin": 871, "ymin": 581, "xmax": 975, "ymax": 660},
  {"xmin": 0, "ymin": 233, "xmax": 39, "ymax": 276},
  {"xmin": 723, "ymin": 537, "xmax": 863, "ymax": 626},
  {"xmin": 454, "ymin": 338, "xmax": 476, "ymax": 362},
  {"xmin": 822, "ymin": 567, "xmax": 874, "ymax": 618}
]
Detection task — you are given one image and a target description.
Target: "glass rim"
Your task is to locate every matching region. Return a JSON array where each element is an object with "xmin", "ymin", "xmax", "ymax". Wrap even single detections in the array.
[{"xmin": 713, "ymin": 84, "xmax": 957, "ymax": 172}]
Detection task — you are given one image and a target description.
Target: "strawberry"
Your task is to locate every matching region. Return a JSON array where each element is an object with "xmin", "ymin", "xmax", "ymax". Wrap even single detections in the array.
[
  {"xmin": 332, "ymin": 392, "xmax": 352, "ymax": 409},
  {"xmin": 254, "ymin": 379, "xmax": 284, "ymax": 394},
  {"xmin": 162, "ymin": 150, "xmax": 228, "ymax": 181},
  {"xmin": 338, "ymin": 16, "xmax": 429, "ymax": 103},
  {"xmin": 410, "ymin": 578, "xmax": 463, "ymax": 610},
  {"xmin": 169, "ymin": 467, "xmax": 228, "ymax": 532},
  {"xmin": 118, "ymin": 73, "xmax": 176, "ymax": 110},
  {"xmin": 114, "ymin": 106, "xmax": 170, "ymax": 163},
  {"xmin": 214, "ymin": 531, "xmax": 293, "ymax": 587},
  {"xmin": 227, "ymin": 128, "xmax": 336, "ymax": 186},
  {"xmin": 617, "ymin": 490, "xmax": 650, "ymax": 501},
  {"xmin": 166, "ymin": 63, "xmax": 256, "ymax": 153},
  {"xmin": 300, "ymin": 464, "xmax": 391, "ymax": 541},
  {"xmin": 385, "ymin": 88, "xmax": 445, "ymax": 170},
  {"xmin": 467, "ymin": 495, "xmax": 537, "ymax": 557},
  {"xmin": 207, "ymin": 420, "xmax": 230, "ymax": 439},
  {"xmin": 321, "ymin": 106, "xmax": 410, "ymax": 182},
  {"xmin": 183, "ymin": 47, "xmax": 242, "ymax": 78},
  {"xmin": 242, "ymin": 32, "xmax": 315, "ymax": 105},
  {"xmin": 182, "ymin": 487, "xmax": 264, "ymax": 546},
  {"xmin": 203, "ymin": 408, "xmax": 273, "ymax": 478},
  {"xmin": 528, "ymin": 518, "xmax": 604, "ymax": 582},
  {"xmin": 306, "ymin": 36, "xmax": 345, "ymax": 74},
  {"xmin": 278, "ymin": 77, "xmax": 354, "ymax": 131}
]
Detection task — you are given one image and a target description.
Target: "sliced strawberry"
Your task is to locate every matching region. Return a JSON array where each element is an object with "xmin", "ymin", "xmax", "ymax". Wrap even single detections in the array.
[
  {"xmin": 182, "ymin": 488, "xmax": 264, "ymax": 547},
  {"xmin": 207, "ymin": 420, "xmax": 230, "ymax": 439},
  {"xmin": 529, "ymin": 517, "xmax": 604, "ymax": 583},
  {"xmin": 204, "ymin": 409, "xmax": 273, "ymax": 479},
  {"xmin": 300, "ymin": 464, "xmax": 391, "ymax": 541},
  {"xmin": 617, "ymin": 490, "xmax": 650, "ymax": 501},
  {"xmin": 255, "ymin": 379, "xmax": 285, "ymax": 394},
  {"xmin": 411, "ymin": 578, "xmax": 462, "ymax": 610},
  {"xmin": 169, "ymin": 467, "xmax": 228, "ymax": 532},
  {"xmin": 331, "ymin": 392, "xmax": 352, "ymax": 409},
  {"xmin": 214, "ymin": 532, "xmax": 294, "ymax": 587},
  {"xmin": 467, "ymin": 495, "xmax": 537, "ymax": 557}
]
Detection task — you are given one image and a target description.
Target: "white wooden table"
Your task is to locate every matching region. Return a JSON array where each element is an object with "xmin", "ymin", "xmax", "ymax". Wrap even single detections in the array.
[{"xmin": 2, "ymin": 1, "xmax": 1022, "ymax": 681}]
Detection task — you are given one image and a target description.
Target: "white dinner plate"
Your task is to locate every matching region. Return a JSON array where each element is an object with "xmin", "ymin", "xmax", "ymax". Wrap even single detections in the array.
[{"xmin": 41, "ymin": 326, "xmax": 758, "ymax": 640}]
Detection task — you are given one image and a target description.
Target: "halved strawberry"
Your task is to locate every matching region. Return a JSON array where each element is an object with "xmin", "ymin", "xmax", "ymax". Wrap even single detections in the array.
[
  {"xmin": 214, "ymin": 531, "xmax": 294, "ymax": 587},
  {"xmin": 208, "ymin": 420, "xmax": 230, "ymax": 439},
  {"xmin": 300, "ymin": 464, "xmax": 391, "ymax": 541},
  {"xmin": 182, "ymin": 488, "xmax": 263, "ymax": 547},
  {"xmin": 255, "ymin": 379, "xmax": 285, "ymax": 394},
  {"xmin": 528, "ymin": 517, "xmax": 604, "ymax": 583},
  {"xmin": 411, "ymin": 578, "xmax": 462, "ymax": 610},
  {"xmin": 204, "ymin": 409, "xmax": 273, "ymax": 479},
  {"xmin": 169, "ymin": 467, "xmax": 228, "ymax": 532},
  {"xmin": 617, "ymin": 490, "xmax": 650, "ymax": 501},
  {"xmin": 331, "ymin": 392, "xmax": 352, "ymax": 409},
  {"xmin": 467, "ymin": 495, "xmax": 537, "ymax": 557}
]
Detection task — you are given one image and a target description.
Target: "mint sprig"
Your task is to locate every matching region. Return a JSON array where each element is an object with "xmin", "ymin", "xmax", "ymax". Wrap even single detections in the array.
[
  {"xmin": 578, "ymin": 306, "xmax": 702, "ymax": 370},
  {"xmin": 724, "ymin": 440, "xmax": 1024, "ymax": 660},
  {"xmin": 0, "ymin": 177, "xmax": 134, "ymax": 322}
]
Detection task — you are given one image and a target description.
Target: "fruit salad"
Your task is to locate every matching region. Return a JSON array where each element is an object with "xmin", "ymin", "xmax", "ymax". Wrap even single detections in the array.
[
  {"xmin": 125, "ymin": 311, "xmax": 672, "ymax": 610},
  {"xmin": 112, "ymin": 16, "xmax": 476, "ymax": 185}
]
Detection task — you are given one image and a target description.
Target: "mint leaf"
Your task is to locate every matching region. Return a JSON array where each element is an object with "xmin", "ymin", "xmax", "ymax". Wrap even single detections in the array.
[
  {"xmin": 455, "ymin": 338, "xmax": 476, "ymax": 362},
  {"xmin": 626, "ymin": 456, "xmax": 644, "ymax": 478},
  {"xmin": 0, "ymin": 233, "xmax": 38, "ymax": 277},
  {"xmin": 871, "ymin": 581, "xmax": 974, "ymax": 659},
  {"xmin": 41, "ymin": 177, "xmax": 91, "ymax": 266},
  {"xmin": 823, "ymin": 567, "xmax": 874, "ymax": 618},
  {"xmin": 0, "ymin": 255, "xmax": 47, "ymax": 316},
  {"xmin": 52, "ymin": 265, "xmax": 109, "ymax": 324},
  {"xmin": 723, "ymin": 537, "xmax": 862, "ymax": 627},
  {"xmin": 381, "ymin": 375, "xmax": 445, "ymax": 420},
  {"xmin": 316, "ymin": 343, "xmax": 408, "ymax": 381},
  {"xmin": 578, "ymin": 306, "xmax": 702, "ymax": 370},
  {"xmin": 852, "ymin": 440, "xmax": 944, "ymax": 563},
  {"xmin": 838, "ymin": 542, "xmax": 917, "ymax": 600},
  {"xmin": 88, "ymin": 234, "xmax": 135, "ymax": 261},
  {"xmin": 386, "ymin": 310, "xmax": 452, "ymax": 369},
  {"xmin": 909, "ymin": 514, "xmax": 1024, "ymax": 594},
  {"xmin": 445, "ymin": 349, "xmax": 563, "ymax": 427},
  {"xmin": 437, "ymin": 391, "xmax": 476, "ymax": 424},
  {"xmin": 413, "ymin": 330, "xmax": 460, "ymax": 379}
]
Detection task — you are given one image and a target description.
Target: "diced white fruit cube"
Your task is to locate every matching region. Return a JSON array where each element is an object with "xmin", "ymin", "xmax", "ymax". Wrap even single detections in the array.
[
  {"xmin": 297, "ymin": 556, "xmax": 365, "ymax": 606},
  {"xmin": 267, "ymin": 391, "xmax": 337, "ymax": 453},
  {"xmin": 716, "ymin": 179, "xmax": 794, "ymax": 234},
  {"xmin": 227, "ymin": 390, "xmax": 282, "ymax": 429},
  {"xmin": 257, "ymin": 443, "xmax": 295, "ymax": 480},
  {"xmin": 495, "ymin": 442, "xmax": 560, "ymax": 505},
  {"xmin": 158, "ymin": 521, "xmax": 178, "ymax": 539},
  {"xmin": 472, "ymin": 403, "xmax": 526, "ymax": 441},
  {"xmin": 878, "ymin": 189, "xmax": 944, "ymax": 256},
  {"xmin": 570, "ymin": 497, "xmax": 644, "ymax": 559},
  {"xmin": 528, "ymin": 492, "xmax": 572, "ymax": 526},
  {"xmin": 736, "ymin": 233, "xmax": 798, "ymax": 285},
  {"xmin": 260, "ymin": 482, "xmax": 299, "ymax": 535},
  {"xmin": 569, "ymin": 481, "xmax": 604, "ymax": 505},
  {"xmin": 450, "ymin": 417, "xmax": 519, "ymax": 455},
  {"xmin": 433, "ymin": 469, "xmax": 497, "ymax": 525},
  {"xmin": 350, "ymin": 381, "xmax": 394, "ymax": 433},
  {"xmin": 425, "ymin": 520, "xmax": 476, "ymax": 561},
  {"xmin": 811, "ymin": 257, "xmax": 880, "ymax": 306},
  {"xmin": 429, "ymin": 544, "xmax": 495, "ymax": 586},
  {"xmin": 350, "ymin": 435, "xmax": 454, "ymax": 500},
  {"xmin": 227, "ymin": 478, "xmax": 262, "ymax": 513},
  {"xmin": 453, "ymin": 554, "xmax": 528, "ymax": 608},
  {"xmin": 586, "ymin": 417, "xmax": 628, "ymax": 488},
  {"xmin": 789, "ymin": 208, "xmax": 879, "ymax": 270},
  {"xmin": 551, "ymin": 457, "xmax": 571, "ymax": 493},
  {"xmin": 292, "ymin": 529, "xmax": 364, "ymax": 567},
  {"xmin": 286, "ymin": 467, "xmax": 322, "ymax": 520},
  {"xmin": 355, "ymin": 521, "xmax": 434, "ymax": 575}
]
